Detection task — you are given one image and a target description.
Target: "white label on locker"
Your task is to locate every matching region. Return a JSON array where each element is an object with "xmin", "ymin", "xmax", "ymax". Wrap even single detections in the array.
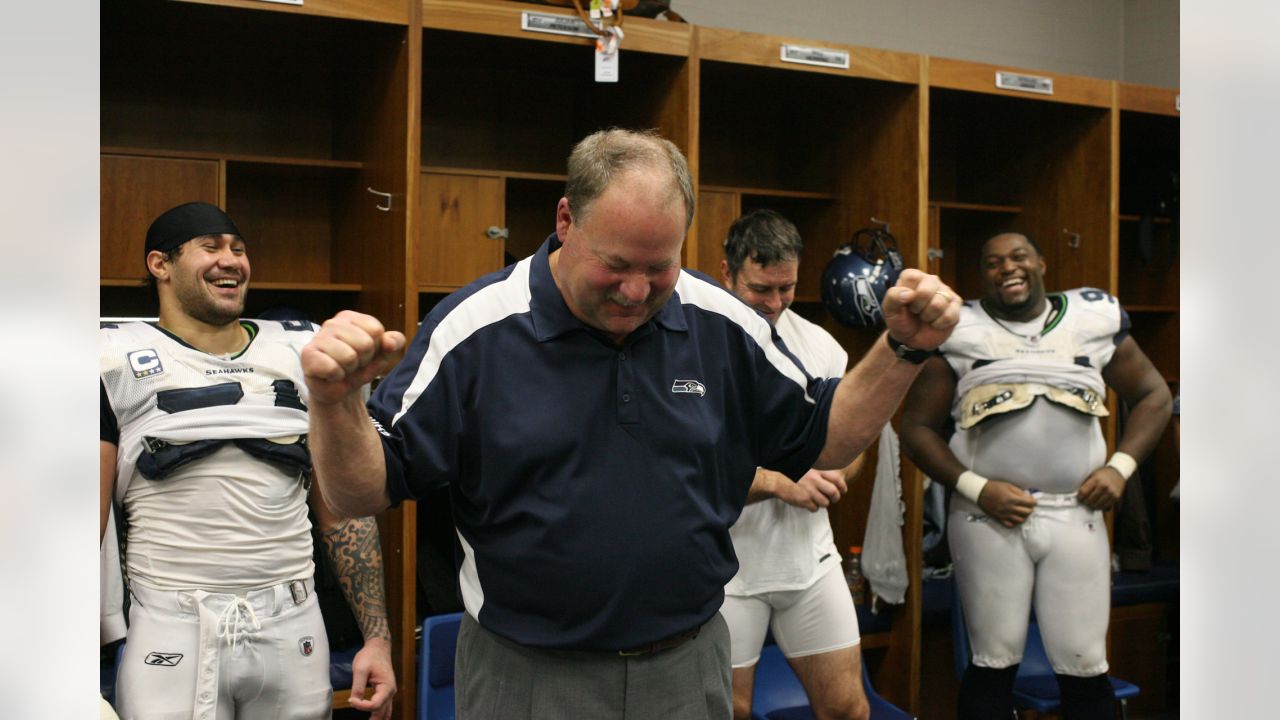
[
  {"xmin": 1176, "ymin": 95, "xmax": 1181, "ymax": 112},
  {"xmin": 595, "ymin": 45, "xmax": 619, "ymax": 83},
  {"xmin": 995, "ymin": 71, "xmax": 1054, "ymax": 95},
  {"xmin": 780, "ymin": 44, "xmax": 850, "ymax": 70},
  {"xmin": 522, "ymin": 11, "xmax": 599, "ymax": 39},
  {"xmin": 251, "ymin": 0, "xmax": 303, "ymax": 5}
]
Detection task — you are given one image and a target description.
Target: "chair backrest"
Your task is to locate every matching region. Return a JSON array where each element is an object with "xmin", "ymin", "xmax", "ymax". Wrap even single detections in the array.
[
  {"xmin": 751, "ymin": 643, "xmax": 810, "ymax": 718},
  {"xmin": 1016, "ymin": 619, "xmax": 1055, "ymax": 680},
  {"xmin": 751, "ymin": 642, "xmax": 913, "ymax": 720},
  {"xmin": 417, "ymin": 612, "xmax": 463, "ymax": 719},
  {"xmin": 950, "ymin": 593, "xmax": 971, "ymax": 680},
  {"xmin": 952, "ymin": 595, "xmax": 1140, "ymax": 711},
  {"xmin": 951, "ymin": 597, "xmax": 1053, "ymax": 682}
]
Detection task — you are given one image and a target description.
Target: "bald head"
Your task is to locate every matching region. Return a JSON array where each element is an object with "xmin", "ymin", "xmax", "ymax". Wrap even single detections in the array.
[{"xmin": 565, "ymin": 128, "xmax": 695, "ymax": 232}]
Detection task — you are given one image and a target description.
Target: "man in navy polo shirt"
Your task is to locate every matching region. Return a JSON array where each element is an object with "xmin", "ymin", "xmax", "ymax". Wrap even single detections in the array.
[{"xmin": 301, "ymin": 128, "xmax": 962, "ymax": 719}]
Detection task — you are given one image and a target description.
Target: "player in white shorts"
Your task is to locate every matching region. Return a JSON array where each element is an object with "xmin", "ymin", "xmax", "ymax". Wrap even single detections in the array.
[
  {"xmin": 717, "ymin": 210, "xmax": 870, "ymax": 720},
  {"xmin": 900, "ymin": 232, "xmax": 1171, "ymax": 720},
  {"xmin": 100, "ymin": 203, "xmax": 397, "ymax": 720}
]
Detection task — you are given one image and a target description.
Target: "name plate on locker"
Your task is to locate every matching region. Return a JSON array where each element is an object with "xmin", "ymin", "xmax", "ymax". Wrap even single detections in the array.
[
  {"xmin": 522, "ymin": 11, "xmax": 599, "ymax": 39},
  {"xmin": 995, "ymin": 71, "xmax": 1054, "ymax": 95},
  {"xmin": 251, "ymin": 0, "xmax": 303, "ymax": 5},
  {"xmin": 780, "ymin": 44, "xmax": 850, "ymax": 70}
]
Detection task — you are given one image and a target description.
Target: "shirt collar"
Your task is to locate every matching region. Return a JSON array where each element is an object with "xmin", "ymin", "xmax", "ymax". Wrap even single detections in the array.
[{"xmin": 528, "ymin": 233, "xmax": 688, "ymax": 343}]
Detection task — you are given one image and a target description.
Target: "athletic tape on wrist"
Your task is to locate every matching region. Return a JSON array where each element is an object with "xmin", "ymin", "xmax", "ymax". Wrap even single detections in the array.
[
  {"xmin": 955, "ymin": 470, "xmax": 989, "ymax": 504},
  {"xmin": 1106, "ymin": 451, "xmax": 1138, "ymax": 480}
]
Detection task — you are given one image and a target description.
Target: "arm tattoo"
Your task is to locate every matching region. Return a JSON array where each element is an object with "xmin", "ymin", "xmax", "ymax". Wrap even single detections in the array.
[{"xmin": 321, "ymin": 517, "xmax": 391, "ymax": 644}]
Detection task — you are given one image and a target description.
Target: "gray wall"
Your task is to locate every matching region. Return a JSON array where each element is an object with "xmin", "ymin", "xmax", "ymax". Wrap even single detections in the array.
[
  {"xmin": 667, "ymin": 0, "xmax": 1178, "ymax": 88},
  {"xmin": 1124, "ymin": 0, "xmax": 1179, "ymax": 87}
]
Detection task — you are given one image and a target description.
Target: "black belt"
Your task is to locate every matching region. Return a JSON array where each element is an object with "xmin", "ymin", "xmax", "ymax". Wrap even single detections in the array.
[{"xmin": 616, "ymin": 625, "xmax": 702, "ymax": 657}]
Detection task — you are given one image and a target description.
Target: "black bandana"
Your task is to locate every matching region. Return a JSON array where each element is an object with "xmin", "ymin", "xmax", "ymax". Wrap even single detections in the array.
[{"xmin": 144, "ymin": 202, "xmax": 243, "ymax": 260}]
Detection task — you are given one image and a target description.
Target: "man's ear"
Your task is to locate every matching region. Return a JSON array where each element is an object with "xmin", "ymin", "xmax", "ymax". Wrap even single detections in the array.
[
  {"xmin": 555, "ymin": 198, "xmax": 573, "ymax": 241},
  {"xmin": 720, "ymin": 259, "xmax": 733, "ymax": 290},
  {"xmin": 145, "ymin": 250, "xmax": 170, "ymax": 282}
]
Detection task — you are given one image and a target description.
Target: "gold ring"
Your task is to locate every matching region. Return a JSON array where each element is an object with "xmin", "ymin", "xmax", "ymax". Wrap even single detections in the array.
[{"xmin": 936, "ymin": 290, "xmax": 953, "ymax": 302}]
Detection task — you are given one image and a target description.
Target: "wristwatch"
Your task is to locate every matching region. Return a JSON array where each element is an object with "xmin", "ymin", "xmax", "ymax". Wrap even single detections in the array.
[{"xmin": 885, "ymin": 334, "xmax": 933, "ymax": 364}]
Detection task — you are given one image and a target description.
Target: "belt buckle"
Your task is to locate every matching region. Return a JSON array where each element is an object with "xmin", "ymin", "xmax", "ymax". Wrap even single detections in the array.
[
  {"xmin": 143, "ymin": 436, "xmax": 168, "ymax": 454},
  {"xmin": 289, "ymin": 580, "xmax": 307, "ymax": 605}
]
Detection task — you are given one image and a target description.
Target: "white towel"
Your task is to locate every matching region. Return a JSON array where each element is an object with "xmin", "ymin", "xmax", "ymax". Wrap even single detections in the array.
[{"xmin": 863, "ymin": 423, "xmax": 908, "ymax": 604}]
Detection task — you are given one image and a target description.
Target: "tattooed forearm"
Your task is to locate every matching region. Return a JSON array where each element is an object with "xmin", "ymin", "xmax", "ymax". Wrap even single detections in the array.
[{"xmin": 321, "ymin": 517, "xmax": 391, "ymax": 643}]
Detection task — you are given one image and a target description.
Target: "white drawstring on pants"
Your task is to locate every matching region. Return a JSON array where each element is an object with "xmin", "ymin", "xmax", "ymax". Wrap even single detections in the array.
[{"xmin": 215, "ymin": 596, "xmax": 262, "ymax": 652}]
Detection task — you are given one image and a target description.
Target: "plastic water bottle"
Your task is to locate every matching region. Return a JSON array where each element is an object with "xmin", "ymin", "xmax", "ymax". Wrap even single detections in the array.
[{"xmin": 846, "ymin": 545, "xmax": 867, "ymax": 604}]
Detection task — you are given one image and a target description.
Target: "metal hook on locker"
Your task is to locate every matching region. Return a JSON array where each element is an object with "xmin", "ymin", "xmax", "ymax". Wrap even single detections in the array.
[{"xmin": 368, "ymin": 187, "xmax": 393, "ymax": 212}]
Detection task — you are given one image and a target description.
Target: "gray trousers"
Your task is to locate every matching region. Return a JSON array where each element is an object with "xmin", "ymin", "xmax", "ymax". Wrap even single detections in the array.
[{"xmin": 456, "ymin": 612, "xmax": 732, "ymax": 720}]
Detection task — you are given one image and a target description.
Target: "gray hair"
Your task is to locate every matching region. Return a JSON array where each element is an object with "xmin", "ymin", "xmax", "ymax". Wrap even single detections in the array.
[
  {"xmin": 723, "ymin": 209, "xmax": 804, "ymax": 279},
  {"xmin": 565, "ymin": 128, "xmax": 695, "ymax": 231}
]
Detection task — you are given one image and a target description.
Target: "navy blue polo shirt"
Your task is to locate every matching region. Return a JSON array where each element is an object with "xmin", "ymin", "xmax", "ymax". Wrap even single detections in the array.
[{"xmin": 368, "ymin": 235, "xmax": 839, "ymax": 650}]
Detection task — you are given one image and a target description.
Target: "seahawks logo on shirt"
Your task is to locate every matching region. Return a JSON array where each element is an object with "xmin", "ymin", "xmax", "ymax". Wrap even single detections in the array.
[{"xmin": 671, "ymin": 379, "xmax": 706, "ymax": 396}]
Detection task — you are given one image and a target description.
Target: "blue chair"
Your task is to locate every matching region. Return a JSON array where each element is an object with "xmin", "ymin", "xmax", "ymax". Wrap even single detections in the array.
[
  {"xmin": 100, "ymin": 640, "xmax": 125, "ymax": 707},
  {"xmin": 417, "ymin": 612, "xmax": 464, "ymax": 720},
  {"xmin": 951, "ymin": 598, "xmax": 1139, "ymax": 719},
  {"xmin": 751, "ymin": 642, "xmax": 913, "ymax": 720}
]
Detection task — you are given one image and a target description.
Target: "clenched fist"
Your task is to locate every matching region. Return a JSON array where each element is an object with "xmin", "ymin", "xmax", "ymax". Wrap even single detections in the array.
[
  {"xmin": 302, "ymin": 310, "xmax": 407, "ymax": 406},
  {"xmin": 880, "ymin": 268, "xmax": 962, "ymax": 351}
]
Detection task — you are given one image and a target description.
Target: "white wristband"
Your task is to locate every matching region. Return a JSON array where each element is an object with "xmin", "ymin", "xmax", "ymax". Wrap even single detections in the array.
[
  {"xmin": 1106, "ymin": 451, "xmax": 1138, "ymax": 480},
  {"xmin": 955, "ymin": 470, "xmax": 989, "ymax": 504}
]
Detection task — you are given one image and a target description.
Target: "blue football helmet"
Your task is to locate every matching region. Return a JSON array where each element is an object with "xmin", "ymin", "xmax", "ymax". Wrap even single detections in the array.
[{"xmin": 821, "ymin": 227, "xmax": 905, "ymax": 327}]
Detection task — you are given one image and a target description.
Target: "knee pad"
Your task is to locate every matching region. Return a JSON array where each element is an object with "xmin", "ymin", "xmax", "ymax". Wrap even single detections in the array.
[{"xmin": 958, "ymin": 664, "xmax": 1018, "ymax": 720}]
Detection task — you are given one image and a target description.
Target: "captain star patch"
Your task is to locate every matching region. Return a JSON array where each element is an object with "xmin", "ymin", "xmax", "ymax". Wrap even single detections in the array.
[{"xmin": 128, "ymin": 349, "xmax": 164, "ymax": 379}]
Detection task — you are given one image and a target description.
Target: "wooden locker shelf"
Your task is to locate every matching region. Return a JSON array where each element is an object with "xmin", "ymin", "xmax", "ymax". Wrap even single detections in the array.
[
  {"xmin": 177, "ymin": 0, "xmax": 411, "ymax": 24},
  {"xmin": 423, "ymin": 0, "xmax": 692, "ymax": 56},
  {"xmin": 929, "ymin": 56, "xmax": 1112, "ymax": 108}
]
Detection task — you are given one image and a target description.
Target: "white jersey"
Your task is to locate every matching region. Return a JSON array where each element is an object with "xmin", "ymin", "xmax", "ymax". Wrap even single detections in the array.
[
  {"xmin": 940, "ymin": 288, "xmax": 1128, "ymax": 493},
  {"xmin": 100, "ymin": 320, "xmax": 317, "ymax": 591},
  {"xmin": 726, "ymin": 309, "xmax": 847, "ymax": 595}
]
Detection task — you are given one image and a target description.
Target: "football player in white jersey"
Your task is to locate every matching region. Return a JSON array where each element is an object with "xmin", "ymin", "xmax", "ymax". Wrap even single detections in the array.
[
  {"xmin": 718, "ymin": 209, "xmax": 870, "ymax": 720},
  {"xmin": 900, "ymin": 232, "xmax": 1172, "ymax": 720},
  {"xmin": 100, "ymin": 203, "xmax": 396, "ymax": 719}
]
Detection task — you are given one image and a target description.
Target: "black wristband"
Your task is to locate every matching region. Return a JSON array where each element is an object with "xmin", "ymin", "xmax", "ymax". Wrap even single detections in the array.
[{"xmin": 885, "ymin": 334, "xmax": 932, "ymax": 364}]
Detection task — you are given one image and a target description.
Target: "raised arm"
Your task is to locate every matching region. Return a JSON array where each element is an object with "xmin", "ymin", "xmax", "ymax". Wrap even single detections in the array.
[
  {"xmin": 898, "ymin": 356, "xmax": 1036, "ymax": 527},
  {"xmin": 311, "ymin": 484, "xmax": 397, "ymax": 719},
  {"xmin": 302, "ymin": 311, "xmax": 406, "ymax": 519},
  {"xmin": 814, "ymin": 269, "xmax": 961, "ymax": 470},
  {"xmin": 1077, "ymin": 336, "xmax": 1174, "ymax": 510}
]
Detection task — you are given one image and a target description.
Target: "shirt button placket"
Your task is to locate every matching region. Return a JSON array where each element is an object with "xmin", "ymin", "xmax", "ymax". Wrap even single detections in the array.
[{"xmin": 618, "ymin": 349, "xmax": 639, "ymax": 424}]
